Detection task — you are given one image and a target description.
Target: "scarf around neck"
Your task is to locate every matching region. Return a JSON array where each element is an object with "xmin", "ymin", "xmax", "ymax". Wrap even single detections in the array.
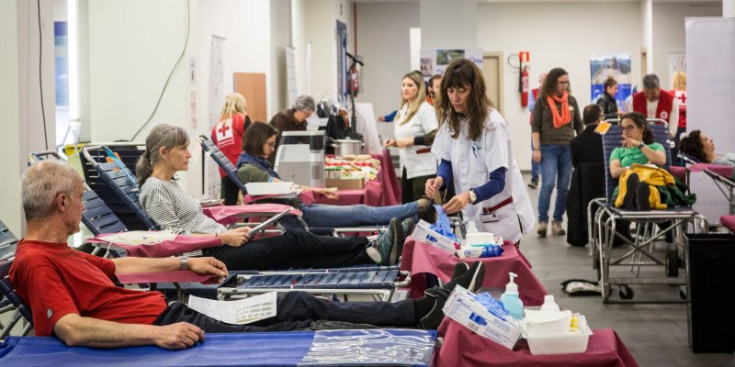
[
  {"xmin": 547, "ymin": 92, "xmax": 571, "ymax": 128},
  {"xmin": 236, "ymin": 153, "xmax": 281, "ymax": 180}
]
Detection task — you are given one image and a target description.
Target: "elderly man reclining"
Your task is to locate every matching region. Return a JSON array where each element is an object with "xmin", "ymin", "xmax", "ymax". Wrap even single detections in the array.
[{"xmin": 10, "ymin": 161, "xmax": 484, "ymax": 350}]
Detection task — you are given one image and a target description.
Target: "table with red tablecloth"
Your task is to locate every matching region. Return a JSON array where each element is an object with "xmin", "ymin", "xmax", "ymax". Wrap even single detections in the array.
[
  {"xmin": 400, "ymin": 238, "xmax": 547, "ymax": 306},
  {"xmin": 435, "ymin": 319, "xmax": 639, "ymax": 367},
  {"xmin": 309, "ymin": 149, "xmax": 401, "ymax": 207}
]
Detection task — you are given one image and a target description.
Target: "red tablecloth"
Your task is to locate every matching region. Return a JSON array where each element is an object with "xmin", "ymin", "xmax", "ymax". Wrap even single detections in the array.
[
  {"xmin": 87, "ymin": 235, "xmax": 221, "ymax": 258},
  {"xmin": 400, "ymin": 238, "xmax": 547, "ymax": 306},
  {"xmin": 201, "ymin": 204, "xmax": 302, "ymax": 226},
  {"xmin": 436, "ymin": 319, "xmax": 639, "ymax": 367}
]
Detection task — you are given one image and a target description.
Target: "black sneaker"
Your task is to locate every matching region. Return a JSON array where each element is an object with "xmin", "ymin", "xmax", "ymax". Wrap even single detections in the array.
[
  {"xmin": 439, "ymin": 261, "xmax": 485, "ymax": 294},
  {"xmin": 623, "ymin": 173, "xmax": 640, "ymax": 210},
  {"xmin": 368, "ymin": 218, "xmax": 399, "ymax": 265},
  {"xmin": 636, "ymin": 183, "xmax": 651, "ymax": 211},
  {"xmin": 424, "ymin": 262, "xmax": 470, "ymax": 298},
  {"xmin": 527, "ymin": 178, "xmax": 539, "ymax": 189},
  {"xmin": 395, "ymin": 218, "xmax": 415, "ymax": 263},
  {"xmin": 418, "ymin": 288, "xmax": 451, "ymax": 329}
]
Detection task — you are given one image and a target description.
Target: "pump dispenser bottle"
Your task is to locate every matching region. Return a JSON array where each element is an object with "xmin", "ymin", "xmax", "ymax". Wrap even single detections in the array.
[{"xmin": 500, "ymin": 272, "xmax": 524, "ymax": 320}]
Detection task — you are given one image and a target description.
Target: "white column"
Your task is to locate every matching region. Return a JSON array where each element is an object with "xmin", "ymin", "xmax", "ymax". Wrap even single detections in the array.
[
  {"xmin": 641, "ymin": 0, "xmax": 653, "ymax": 76},
  {"xmin": 420, "ymin": 0, "xmax": 477, "ymax": 49},
  {"xmin": 0, "ymin": 0, "xmax": 23, "ymax": 234},
  {"xmin": 725, "ymin": 0, "xmax": 735, "ymax": 18}
]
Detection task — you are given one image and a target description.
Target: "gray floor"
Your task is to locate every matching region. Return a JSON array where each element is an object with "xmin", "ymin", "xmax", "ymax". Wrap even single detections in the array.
[{"xmin": 519, "ymin": 173, "xmax": 735, "ymax": 366}]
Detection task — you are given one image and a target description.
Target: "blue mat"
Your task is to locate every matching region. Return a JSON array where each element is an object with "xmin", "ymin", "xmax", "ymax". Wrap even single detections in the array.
[{"xmin": 0, "ymin": 329, "xmax": 436, "ymax": 366}]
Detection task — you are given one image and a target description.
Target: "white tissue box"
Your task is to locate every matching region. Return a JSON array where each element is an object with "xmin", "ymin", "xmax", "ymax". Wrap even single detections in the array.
[
  {"xmin": 522, "ymin": 314, "xmax": 593, "ymax": 355},
  {"xmin": 465, "ymin": 232, "xmax": 495, "ymax": 246},
  {"xmin": 411, "ymin": 220, "xmax": 459, "ymax": 254},
  {"xmin": 443, "ymin": 285, "xmax": 522, "ymax": 349}
]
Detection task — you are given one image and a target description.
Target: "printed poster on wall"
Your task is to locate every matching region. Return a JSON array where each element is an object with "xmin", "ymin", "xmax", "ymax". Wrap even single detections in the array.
[
  {"xmin": 590, "ymin": 53, "xmax": 632, "ymax": 112},
  {"xmin": 206, "ymin": 35, "xmax": 226, "ymax": 198},
  {"xmin": 668, "ymin": 52, "xmax": 686, "ymax": 88},
  {"xmin": 419, "ymin": 49, "xmax": 483, "ymax": 82}
]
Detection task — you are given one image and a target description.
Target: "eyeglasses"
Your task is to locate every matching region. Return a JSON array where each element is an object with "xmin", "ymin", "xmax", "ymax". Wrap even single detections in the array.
[
  {"xmin": 266, "ymin": 142, "xmax": 276, "ymax": 147},
  {"xmin": 621, "ymin": 125, "xmax": 637, "ymax": 131}
]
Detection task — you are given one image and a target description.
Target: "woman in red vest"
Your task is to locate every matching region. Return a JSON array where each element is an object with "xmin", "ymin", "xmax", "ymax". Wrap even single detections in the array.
[{"xmin": 211, "ymin": 93, "xmax": 251, "ymax": 205}]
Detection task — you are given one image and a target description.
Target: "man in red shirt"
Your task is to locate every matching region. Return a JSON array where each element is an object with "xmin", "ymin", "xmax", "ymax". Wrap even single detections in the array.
[
  {"xmin": 11, "ymin": 161, "xmax": 483, "ymax": 349},
  {"xmin": 632, "ymin": 74, "xmax": 678, "ymax": 137}
]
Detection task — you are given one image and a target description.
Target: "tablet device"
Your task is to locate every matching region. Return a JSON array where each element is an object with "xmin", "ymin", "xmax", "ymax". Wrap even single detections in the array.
[{"xmin": 246, "ymin": 210, "xmax": 291, "ymax": 234}]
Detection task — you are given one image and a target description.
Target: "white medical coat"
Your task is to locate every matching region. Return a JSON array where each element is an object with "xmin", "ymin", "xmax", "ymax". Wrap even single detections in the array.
[
  {"xmin": 394, "ymin": 101, "xmax": 439, "ymax": 179},
  {"xmin": 432, "ymin": 109, "xmax": 536, "ymax": 243}
]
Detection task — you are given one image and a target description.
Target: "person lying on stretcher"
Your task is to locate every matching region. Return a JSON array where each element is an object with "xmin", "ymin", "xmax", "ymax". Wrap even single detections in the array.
[{"xmin": 11, "ymin": 160, "xmax": 485, "ymax": 349}]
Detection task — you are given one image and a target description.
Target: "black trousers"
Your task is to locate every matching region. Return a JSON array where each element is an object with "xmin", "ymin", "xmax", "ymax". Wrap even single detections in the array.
[
  {"xmin": 221, "ymin": 176, "xmax": 241, "ymax": 205},
  {"xmin": 401, "ymin": 168, "xmax": 432, "ymax": 204},
  {"xmin": 204, "ymin": 230, "xmax": 373, "ymax": 270},
  {"xmin": 154, "ymin": 292, "xmax": 415, "ymax": 332}
]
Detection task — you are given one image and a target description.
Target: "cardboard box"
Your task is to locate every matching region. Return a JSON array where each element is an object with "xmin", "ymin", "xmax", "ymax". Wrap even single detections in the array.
[
  {"xmin": 326, "ymin": 177, "xmax": 366, "ymax": 190},
  {"xmin": 443, "ymin": 286, "xmax": 522, "ymax": 349}
]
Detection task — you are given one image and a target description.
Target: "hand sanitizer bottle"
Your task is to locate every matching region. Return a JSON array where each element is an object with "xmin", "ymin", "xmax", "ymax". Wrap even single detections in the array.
[{"xmin": 500, "ymin": 272, "xmax": 524, "ymax": 320}]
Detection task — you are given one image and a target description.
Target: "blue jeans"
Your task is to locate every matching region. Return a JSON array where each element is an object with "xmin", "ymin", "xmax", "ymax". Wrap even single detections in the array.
[
  {"xmin": 530, "ymin": 138, "xmax": 540, "ymax": 181},
  {"xmin": 299, "ymin": 202, "xmax": 419, "ymax": 228},
  {"xmin": 538, "ymin": 144, "xmax": 573, "ymax": 223}
]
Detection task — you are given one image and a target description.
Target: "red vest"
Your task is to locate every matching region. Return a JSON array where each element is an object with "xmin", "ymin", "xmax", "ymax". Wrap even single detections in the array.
[{"xmin": 632, "ymin": 90, "xmax": 674, "ymax": 123}]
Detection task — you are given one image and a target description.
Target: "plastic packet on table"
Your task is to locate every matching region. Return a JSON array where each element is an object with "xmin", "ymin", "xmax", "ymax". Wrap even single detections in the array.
[{"xmin": 458, "ymin": 244, "xmax": 504, "ymax": 259}]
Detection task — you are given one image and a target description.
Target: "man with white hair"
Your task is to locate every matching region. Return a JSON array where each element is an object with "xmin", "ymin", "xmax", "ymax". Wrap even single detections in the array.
[
  {"xmin": 10, "ymin": 161, "xmax": 483, "ymax": 349},
  {"xmin": 632, "ymin": 74, "xmax": 679, "ymax": 137}
]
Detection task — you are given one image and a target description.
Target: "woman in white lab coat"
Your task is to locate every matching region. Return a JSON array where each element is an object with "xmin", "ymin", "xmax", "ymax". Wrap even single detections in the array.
[
  {"xmin": 425, "ymin": 59, "xmax": 535, "ymax": 244},
  {"xmin": 384, "ymin": 71, "xmax": 439, "ymax": 203}
]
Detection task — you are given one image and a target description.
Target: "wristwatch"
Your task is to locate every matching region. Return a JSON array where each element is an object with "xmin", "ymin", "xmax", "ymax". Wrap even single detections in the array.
[
  {"xmin": 179, "ymin": 257, "xmax": 189, "ymax": 271},
  {"xmin": 468, "ymin": 189, "xmax": 477, "ymax": 204},
  {"xmin": 638, "ymin": 142, "xmax": 645, "ymax": 149}
]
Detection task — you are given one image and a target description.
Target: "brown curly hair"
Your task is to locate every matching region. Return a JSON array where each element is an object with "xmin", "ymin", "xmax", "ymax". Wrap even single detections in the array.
[{"xmin": 435, "ymin": 58, "xmax": 493, "ymax": 141}]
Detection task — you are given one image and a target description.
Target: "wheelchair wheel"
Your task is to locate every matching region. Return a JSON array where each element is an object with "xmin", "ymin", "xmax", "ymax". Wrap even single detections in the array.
[
  {"xmin": 666, "ymin": 246, "xmax": 679, "ymax": 277},
  {"xmin": 619, "ymin": 285, "xmax": 634, "ymax": 300}
]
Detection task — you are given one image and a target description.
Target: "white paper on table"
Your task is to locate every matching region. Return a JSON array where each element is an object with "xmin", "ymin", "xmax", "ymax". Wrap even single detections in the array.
[
  {"xmin": 98, "ymin": 230, "xmax": 176, "ymax": 246},
  {"xmin": 187, "ymin": 292, "xmax": 277, "ymax": 325}
]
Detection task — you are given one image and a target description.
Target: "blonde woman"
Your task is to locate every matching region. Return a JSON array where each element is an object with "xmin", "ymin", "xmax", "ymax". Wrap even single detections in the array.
[
  {"xmin": 671, "ymin": 71, "xmax": 688, "ymax": 157},
  {"xmin": 384, "ymin": 71, "xmax": 439, "ymax": 203},
  {"xmin": 211, "ymin": 93, "xmax": 251, "ymax": 205}
]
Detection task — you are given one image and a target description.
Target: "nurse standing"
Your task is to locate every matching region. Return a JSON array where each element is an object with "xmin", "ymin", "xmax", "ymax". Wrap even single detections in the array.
[
  {"xmin": 425, "ymin": 59, "xmax": 535, "ymax": 244},
  {"xmin": 384, "ymin": 71, "xmax": 439, "ymax": 203}
]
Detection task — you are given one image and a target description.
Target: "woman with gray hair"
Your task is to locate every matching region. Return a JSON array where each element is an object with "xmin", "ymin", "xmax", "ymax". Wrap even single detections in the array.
[
  {"xmin": 268, "ymin": 95, "xmax": 316, "ymax": 165},
  {"xmin": 136, "ymin": 124, "xmax": 408, "ymax": 271}
]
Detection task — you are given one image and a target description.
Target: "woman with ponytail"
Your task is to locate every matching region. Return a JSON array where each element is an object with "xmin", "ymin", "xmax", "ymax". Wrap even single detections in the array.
[
  {"xmin": 531, "ymin": 68, "xmax": 585, "ymax": 237},
  {"xmin": 211, "ymin": 93, "xmax": 251, "ymax": 205},
  {"xmin": 137, "ymin": 124, "xmax": 409, "ymax": 270}
]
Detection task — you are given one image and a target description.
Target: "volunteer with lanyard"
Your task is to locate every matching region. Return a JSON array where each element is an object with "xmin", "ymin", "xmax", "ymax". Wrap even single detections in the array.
[{"xmin": 425, "ymin": 59, "xmax": 535, "ymax": 244}]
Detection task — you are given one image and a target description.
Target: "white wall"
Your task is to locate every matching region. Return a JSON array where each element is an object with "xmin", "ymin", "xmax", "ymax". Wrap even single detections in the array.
[
  {"xmin": 478, "ymin": 1, "xmax": 642, "ymax": 171},
  {"xmin": 0, "ymin": 1, "xmax": 22, "ymax": 234},
  {"xmin": 270, "ymin": 0, "xmax": 291, "ymax": 115},
  {"xmin": 291, "ymin": 0, "xmax": 307, "ymax": 97},
  {"xmin": 305, "ymin": 0, "xmax": 338, "ymax": 99},
  {"xmin": 355, "ymin": 1, "xmax": 420, "ymax": 119},
  {"xmin": 653, "ymin": 2, "xmax": 721, "ymax": 89},
  {"xmin": 88, "ymin": 0, "xmax": 195, "ymax": 188}
]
